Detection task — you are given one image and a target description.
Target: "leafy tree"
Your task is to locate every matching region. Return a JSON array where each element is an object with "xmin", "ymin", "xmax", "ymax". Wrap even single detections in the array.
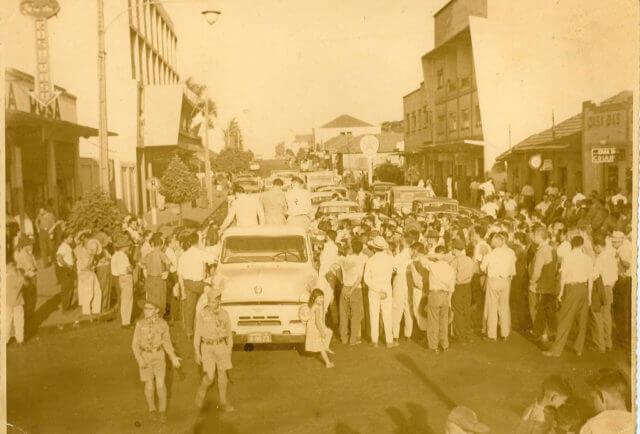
[
  {"xmin": 223, "ymin": 117, "xmax": 243, "ymax": 151},
  {"xmin": 275, "ymin": 141, "xmax": 285, "ymax": 158},
  {"xmin": 66, "ymin": 189, "xmax": 123, "ymax": 236},
  {"xmin": 212, "ymin": 148, "xmax": 254, "ymax": 174},
  {"xmin": 374, "ymin": 161, "xmax": 404, "ymax": 185},
  {"xmin": 296, "ymin": 147, "xmax": 308, "ymax": 164},
  {"xmin": 160, "ymin": 154, "xmax": 202, "ymax": 223}
]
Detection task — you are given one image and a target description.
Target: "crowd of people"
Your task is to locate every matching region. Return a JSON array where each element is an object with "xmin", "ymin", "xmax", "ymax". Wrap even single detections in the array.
[{"xmin": 4, "ymin": 174, "xmax": 634, "ymax": 430}]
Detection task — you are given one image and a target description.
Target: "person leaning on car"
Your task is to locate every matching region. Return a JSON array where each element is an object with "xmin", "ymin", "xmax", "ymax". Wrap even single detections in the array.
[{"xmin": 261, "ymin": 178, "xmax": 288, "ymax": 225}]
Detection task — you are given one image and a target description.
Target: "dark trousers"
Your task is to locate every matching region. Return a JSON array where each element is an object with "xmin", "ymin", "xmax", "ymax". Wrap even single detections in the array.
[
  {"xmin": 471, "ymin": 273, "xmax": 485, "ymax": 329},
  {"xmin": 550, "ymin": 283, "xmax": 588, "ymax": 355},
  {"xmin": 183, "ymin": 279, "xmax": 204, "ymax": 338},
  {"xmin": 58, "ymin": 267, "xmax": 75, "ymax": 312},
  {"xmin": 22, "ymin": 276, "xmax": 37, "ymax": 338},
  {"xmin": 510, "ymin": 275, "xmax": 531, "ymax": 332},
  {"xmin": 613, "ymin": 277, "xmax": 631, "ymax": 344},
  {"xmin": 38, "ymin": 233, "xmax": 52, "ymax": 265},
  {"xmin": 339, "ymin": 285, "xmax": 364, "ymax": 344},
  {"xmin": 533, "ymin": 293, "xmax": 557, "ymax": 338},
  {"xmin": 452, "ymin": 283, "xmax": 472, "ymax": 342},
  {"xmin": 96, "ymin": 264, "xmax": 112, "ymax": 313}
]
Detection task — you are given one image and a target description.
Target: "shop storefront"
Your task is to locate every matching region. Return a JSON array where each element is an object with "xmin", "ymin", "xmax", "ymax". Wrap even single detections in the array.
[
  {"xmin": 581, "ymin": 93, "xmax": 633, "ymax": 196},
  {"xmin": 5, "ymin": 68, "xmax": 113, "ymax": 218}
]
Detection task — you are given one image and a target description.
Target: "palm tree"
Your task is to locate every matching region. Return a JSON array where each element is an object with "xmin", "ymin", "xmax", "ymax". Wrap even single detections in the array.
[{"xmin": 223, "ymin": 117, "xmax": 243, "ymax": 151}]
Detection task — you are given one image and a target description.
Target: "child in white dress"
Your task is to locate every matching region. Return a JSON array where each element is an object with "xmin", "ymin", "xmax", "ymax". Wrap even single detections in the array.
[{"xmin": 305, "ymin": 289, "xmax": 335, "ymax": 368}]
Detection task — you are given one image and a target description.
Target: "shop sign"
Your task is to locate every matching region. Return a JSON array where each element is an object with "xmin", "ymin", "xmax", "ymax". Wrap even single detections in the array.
[{"xmin": 592, "ymin": 147, "xmax": 625, "ymax": 164}]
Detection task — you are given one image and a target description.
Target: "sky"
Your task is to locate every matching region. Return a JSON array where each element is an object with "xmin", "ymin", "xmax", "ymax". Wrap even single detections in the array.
[{"xmin": 3, "ymin": 0, "xmax": 638, "ymax": 163}]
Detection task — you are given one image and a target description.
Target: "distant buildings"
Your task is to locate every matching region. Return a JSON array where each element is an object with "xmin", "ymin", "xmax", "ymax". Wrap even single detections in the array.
[
  {"xmin": 403, "ymin": 0, "xmax": 487, "ymax": 198},
  {"xmin": 497, "ymin": 91, "xmax": 633, "ymax": 201},
  {"xmin": 325, "ymin": 132, "xmax": 404, "ymax": 172},
  {"xmin": 316, "ymin": 114, "xmax": 381, "ymax": 151}
]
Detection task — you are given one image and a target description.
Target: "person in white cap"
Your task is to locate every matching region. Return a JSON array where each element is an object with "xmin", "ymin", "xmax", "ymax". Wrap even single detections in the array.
[
  {"xmin": 194, "ymin": 284, "xmax": 234, "ymax": 412},
  {"xmin": 446, "ymin": 406, "xmax": 490, "ymax": 434},
  {"xmin": 363, "ymin": 236, "xmax": 397, "ymax": 348}
]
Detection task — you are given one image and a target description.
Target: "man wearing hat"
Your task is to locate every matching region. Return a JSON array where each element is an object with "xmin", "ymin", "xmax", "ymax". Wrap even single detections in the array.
[
  {"xmin": 391, "ymin": 232, "xmax": 415, "ymax": 343},
  {"xmin": 194, "ymin": 285, "xmax": 234, "ymax": 411},
  {"xmin": 56, "ymin": 232, "xmax": 76, "ymax": 313},
  {"xmin": 446, "ymin": 406, "xmax": 490, "ymax": 433},
  {"xmin": 132, "ymin": 299, "xmax": 181, "ymax": 423},
  {"xmin": 140, "ymin": 233, "xmax": 172, "ymax": 315},
  {"xmin": 111, "ymin": 233, "xmax": 134, "ymax": 328},
  {"xmin": 75, "ymin": 230, "xmax": 102, "ymax": 320},
  {"xmin": 16, "ymin": 235, "xmax": 39, "ymax": 336},
  {"xmin": 363, "ymin": 236, "xmax": 397, "ymax": 348}
]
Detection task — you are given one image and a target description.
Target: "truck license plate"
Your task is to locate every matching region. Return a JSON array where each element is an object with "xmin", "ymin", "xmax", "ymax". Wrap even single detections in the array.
[{"xmin": 247, "ymin": 333, "xmax": 272, "ymax": 343}]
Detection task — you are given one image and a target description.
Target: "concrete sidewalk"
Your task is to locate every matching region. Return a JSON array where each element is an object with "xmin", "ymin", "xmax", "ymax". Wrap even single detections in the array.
[{"xmin": 29, "ymin": 195, "xmax": 227, "ymax": 336}]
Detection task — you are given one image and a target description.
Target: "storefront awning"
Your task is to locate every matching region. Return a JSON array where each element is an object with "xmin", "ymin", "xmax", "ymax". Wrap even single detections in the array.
[
  {"xmin": 143, "ymin": 85, "xmax": 203, "ymax": 152},
  {"xmin": 417, "ymin": 139, "xmax": 483, "ymax": 153},
  {"xmin": 496, "ymin": 143, "xmax": 571, "ymax": 161},
  {"xmin": 6, "ymin": 109, "xmax": 117, "ymax": 138}
]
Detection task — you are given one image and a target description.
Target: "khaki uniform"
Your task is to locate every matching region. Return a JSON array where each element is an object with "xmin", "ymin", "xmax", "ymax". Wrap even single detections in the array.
[
  {"xmin": 195, "ymin": 306, "xmax": 232, "ymax": 377},
  {"xmin": 132, "ymin": 317, "xmax": 175, "ymax": 383}
]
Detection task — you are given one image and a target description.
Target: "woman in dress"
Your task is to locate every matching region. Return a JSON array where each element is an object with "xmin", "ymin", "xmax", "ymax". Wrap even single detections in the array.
[{"xmin": 305, "ymin": 289, "xmax": 335, "ymax": 368}]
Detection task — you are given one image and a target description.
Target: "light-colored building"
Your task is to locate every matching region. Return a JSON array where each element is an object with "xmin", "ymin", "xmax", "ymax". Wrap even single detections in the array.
[
  {"xmin": 325, "ymin": 132, "xmax": 404, "ymax": 172},
  {"xmin": 403, "ymin": 0, "xmax": 487, "ymax": 200},
  {"xmin": 6, "ymin": 0, "xmax": 201, "ymax": 216},
  {"xmin": 316, "ymin": 114, "xmax": 381, "ymax": 150},
  {"xmin": 497, "ymin": 91, "xmax": 633, "ymax": 201}
]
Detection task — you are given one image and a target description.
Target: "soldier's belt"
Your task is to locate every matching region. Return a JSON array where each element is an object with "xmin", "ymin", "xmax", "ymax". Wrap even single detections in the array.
[
  {"xmin": 141, "ymin": 346, "xmax": 162, "ymax": 353},
  {"xmin": 201, "ymin": 337, "xmax": 227, "ymax": 345}
]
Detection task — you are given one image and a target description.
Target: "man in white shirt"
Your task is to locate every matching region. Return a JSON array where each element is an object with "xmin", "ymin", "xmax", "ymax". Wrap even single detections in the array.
[
  {"xmin": 446, "ymin": 175, "xmax": 453, "ymax": 199},
  {"xmin": 336, "ymin": 238, "xmax": 368, "ymax": 345},
  {"xmin": 479, "ymin": 179, "xmax": 495, "ymax": 204},
  {"xmin": 178, "ymin": 232, "xmax": 217, "ymax": 339},
  {"xmin": 56, "ymin": 232, "xmax": 76, "ymax": 314},
  {"xmin": 590, "ymin": 236, "xmax": 618, "ymax": 352},
  {"xmin": 391, "ymin": 233, "xmax": 414, "ymax": 343},
  {"xmin": 363, "ymin": 236, "xmax": 397, "ymax": 348},
  {"xmin": 220, "ymin": 186, "xmax": 265, "ymax": 232},
  {"xmin": 543, "ymin": 235, "xmax": 594, "ymax": 357},
  {"xmin": 481, "ymin": 233, "xmax": 516, "ymax": 341},
  {"xmin": 285, "ymin": 177, "xmax": 313, "ymax": 229},
  {"xmin": 579, "ymin": 369, "xmax": 634, "ymax": 434},
  {"xmin": 480, "ymin": 197, "xmax": 499, "ymax": 219},
  {"xmin": 420, "ymin": 245, "xmax": 456, "ymax": 352},
  {"xmin": 111, "ymin": 234, "xmax": 134, "ymax": 327}
]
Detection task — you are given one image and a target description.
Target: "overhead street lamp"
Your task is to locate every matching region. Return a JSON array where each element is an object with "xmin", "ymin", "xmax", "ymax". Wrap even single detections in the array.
[{"xmin": 97, "ymin": 0, "xmax": 222, "ymax": 196}]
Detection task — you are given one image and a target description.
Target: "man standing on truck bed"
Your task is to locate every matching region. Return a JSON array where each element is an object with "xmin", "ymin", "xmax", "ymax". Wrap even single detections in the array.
[{"xmin": 286, "ymin": 177, "xmax": 313, "ymax": 230}]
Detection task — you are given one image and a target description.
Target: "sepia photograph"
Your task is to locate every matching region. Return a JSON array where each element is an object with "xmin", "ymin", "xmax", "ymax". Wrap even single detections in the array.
[{"xmin": 1, "ymin": 0, "xmax": 638, "ymax": 432}]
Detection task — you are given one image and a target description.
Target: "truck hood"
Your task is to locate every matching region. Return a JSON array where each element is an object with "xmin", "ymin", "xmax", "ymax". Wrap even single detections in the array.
[{"xmin": 217, "ymin": 263, "xmax": 318, "ymax": 303}]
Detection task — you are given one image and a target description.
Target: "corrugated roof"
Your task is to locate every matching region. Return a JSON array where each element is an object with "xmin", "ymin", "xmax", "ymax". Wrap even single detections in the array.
[
  {"xmin": 320, "ymin": 114, "xmax": 373, "ymax": 129},
  {"xmin": 325, "ymin": 132, "xmax": 403, "ymax": 154},
  {"xmin": 599, "ymin": 90, "xmax": 632, "ymax": 105}
]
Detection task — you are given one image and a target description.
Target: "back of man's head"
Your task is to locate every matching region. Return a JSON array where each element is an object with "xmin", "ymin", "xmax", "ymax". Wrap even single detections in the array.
[
  {"xmin": 326, "ymin": 230, "xmax": 337, "ymax": 242},
  {"xmin": 351, "ymin": 238, "xmax": 363, "ymax": 254},
  {"xmin": 588, "ymin": 369, "xmax": 629, "ymax": 411},
  {"xmin": 273, "ymin": 178, "xmax": 284, "ymax": 187},
  {"xmin": 570, "ymin": 235, "xmax": 584, "ymax": 249}
]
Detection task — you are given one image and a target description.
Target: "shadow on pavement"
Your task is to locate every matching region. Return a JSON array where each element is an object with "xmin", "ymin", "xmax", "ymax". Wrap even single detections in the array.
[
  {"xmin": 193, "ymin": 401, "xmax": 238, "ymax": 434},
  {"xmin": 335, "ymin": 422, "xmax": 361, "ymax": 433},
  {"xmin": 395, "ymin": 353, "xmax": 457, "ymax": 410},
  {"xmin": 30, "ymin": 292, "xmax": 61, "ymax": 338},
  {"xmin": 386, "ymin": 402, "xmax": 434, "ymax": 434}
]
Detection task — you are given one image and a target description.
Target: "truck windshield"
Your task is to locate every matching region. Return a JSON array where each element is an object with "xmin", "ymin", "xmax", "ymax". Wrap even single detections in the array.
[{"xmin": 221, "ymin": 235, "xmax": 308, "ymax": 264}]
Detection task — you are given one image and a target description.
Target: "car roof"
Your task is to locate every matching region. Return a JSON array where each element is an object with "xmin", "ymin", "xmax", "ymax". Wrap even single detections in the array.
[
  {"xmin": 222, "ymin": 225, "xmax": 309, "ymax": 237},
  {"xmin": 390, "ymin": 186, "xmax": 427, "ymax": 192},
  {"xmin": 420, "ymin": 197, "xmax": 458, "ymax": 204}
]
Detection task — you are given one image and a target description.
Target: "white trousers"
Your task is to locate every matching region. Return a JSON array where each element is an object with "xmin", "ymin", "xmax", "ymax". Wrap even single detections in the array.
[
  {"xmin": 392, "ymin": 284, "xmax": 413, "ymax": 338},
  {"xmin": 119, "ymin": 274, "xmax": 134, "ymax": 326},
  {"xmin": 78, "ymin": 270, "xmax": 102, "ymax": 315},
  {"xmin": 484, "ymin": 277, "xmax": 511, "ymax": 339},
  {"xmin": 369, "ymin": 291, "xmax": 393, "ymax": 344},
  {"xmin": 5, "ymin": 305, "xmax": 24, "ymax": 343}
]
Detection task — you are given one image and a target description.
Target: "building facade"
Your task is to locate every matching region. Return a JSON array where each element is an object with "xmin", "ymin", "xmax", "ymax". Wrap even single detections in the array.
[
  {"xmin": 316, "ymin": 114, "xmax": 381, "ymax": 150},
  {"xmin": 5, "ymin": 68, "xmax": 103, "ymax": 218},
  {"xmin": 325, "ymin": 132, "xmax": 404, "ymax": 172},
  {"xmin": 497, "ymin": 91, "xmax": 633, "ymax": 201},
  {"xmin": 403, "ymin": 0, "xmax": 487, "ymax": 199}
]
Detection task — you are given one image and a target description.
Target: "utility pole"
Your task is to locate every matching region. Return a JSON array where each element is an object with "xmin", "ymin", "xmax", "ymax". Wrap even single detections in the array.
[
  {"xmin": 203, "ymin": 97, "xmax": 214, "ymax": 207},
  {"xmin": 97, "ymin": 0, "xmax": 110, "ymax": 191}
]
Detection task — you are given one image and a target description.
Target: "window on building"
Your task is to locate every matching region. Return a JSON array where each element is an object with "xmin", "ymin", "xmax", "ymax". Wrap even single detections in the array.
[
  {"xmin": 130, "ymin": 30, "xmax": 137, "ymax": 80},
  {"xmin": 460, "ymin": 76, "xmax": 470, "ymax": 88},
  {"xmin": 461, "ymin": 108, "xmax": 470, "ymax": 129},
  {"xmin": 437, "ymin": 69, "xmax": 444, "ymax": 89},
  {"xmin": 448, "ymin": 79, "xmax": 457, "ymax": 92},
  {"xmin": 438, "ymin": 114, "xmax": 446, "ymax": 135},
  {"xmin": 449, "ymin": 112, "xmax": 457, "ymax": 132},
  {"xmin": 405, "ymin": 114, "xmax": 410, "ymax": 133},
  {"xmin": 474, "ymin": 105, "xmax": 482, "ymax": 128},
  {"xmin": 340, "ymin": 131, "xmax": 353, "ymax": 136}
]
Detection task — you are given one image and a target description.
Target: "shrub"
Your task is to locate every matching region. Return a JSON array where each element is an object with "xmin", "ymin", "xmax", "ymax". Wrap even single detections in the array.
[{"xmin": 66, "ymin": 189, "xmax": 123, "ymax": 235}]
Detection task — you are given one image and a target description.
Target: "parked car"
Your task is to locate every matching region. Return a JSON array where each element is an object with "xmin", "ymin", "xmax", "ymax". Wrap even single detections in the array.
[
  {"xmin": 371, "ymin": 181, "xmax": 396, "ymax": 198},
  {"xmin": 388, "ymin": 186, "xmax": 428, "ymax": 215},
  {"xmin": 315, "ymin": 200, "xmax": 366, "ymax": 224}
]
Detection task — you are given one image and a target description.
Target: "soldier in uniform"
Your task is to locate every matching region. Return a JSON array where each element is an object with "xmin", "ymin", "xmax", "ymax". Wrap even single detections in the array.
[
  {"xmin": 131, "ymin": 300, "xmax": 181, "ymax": 423},
  {"xmin": 194, "ymin": 285, "xmax": 234, "ymax": 412}
]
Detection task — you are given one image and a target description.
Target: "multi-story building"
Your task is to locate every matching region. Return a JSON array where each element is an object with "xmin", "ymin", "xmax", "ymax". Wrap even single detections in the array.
[
  {"xmin": 316, "ymin": 115, "xmax": 381, "ymax": 150},
  {"xmin": 6, "ymin": 0, "xmax": 202, "ymax": 216},
  {"xmin": 403, "ymin": 0, "xmax": 487, "ymax": 200}
]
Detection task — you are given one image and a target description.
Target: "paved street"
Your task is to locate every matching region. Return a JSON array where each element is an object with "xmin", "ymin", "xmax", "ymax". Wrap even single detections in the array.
[{"xmin": 7, "ymin": 320, "xmax": 627, "ymax": 434}]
